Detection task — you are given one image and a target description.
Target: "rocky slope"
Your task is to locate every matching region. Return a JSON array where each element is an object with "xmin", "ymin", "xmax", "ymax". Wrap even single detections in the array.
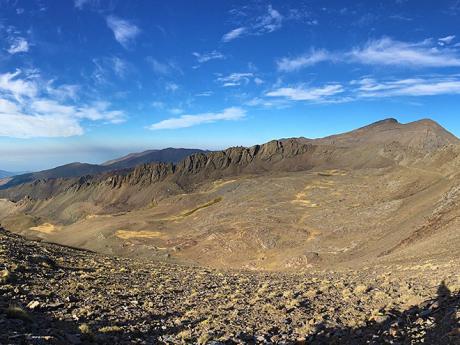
[
  {"xmin": 102, "ymin": 148, "xmax": 208, "ymax": 169},
  {"xmin": 0, "ymin": 148, "xmax": 206, "ymax": 190},
  {"xmin": 1, "ymin": 228, "xmax": 459, "ymax": 344},
  {"xmin": 2, "ymin": 118, "xmax": 448, "ymax": 206},
  {"xmin": 1, "ymin": 118, "xmax": 460, "ymax": 270}
]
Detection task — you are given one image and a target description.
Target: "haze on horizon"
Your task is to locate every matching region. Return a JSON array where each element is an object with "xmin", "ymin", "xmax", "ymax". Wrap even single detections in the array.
[{"xmin": 1, "ymin": 0, "xmax": 460, "ymax": 171}]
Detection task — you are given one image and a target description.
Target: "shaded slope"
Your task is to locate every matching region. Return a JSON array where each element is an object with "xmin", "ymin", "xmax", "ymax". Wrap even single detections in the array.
[
  {"xmin": 1, "ymin": 118, "xmax": 460, "ymax": 270},
  {"xmin": 0, "ymin": 170, "xmax": 25, "ymax": 179},
  {"xmin": 102, "ymin": 148, "xmax": 207, "ymax": 169},
  {"xmin": 0, "ymin": 148, "xmax": 207, "ymax": 190}
]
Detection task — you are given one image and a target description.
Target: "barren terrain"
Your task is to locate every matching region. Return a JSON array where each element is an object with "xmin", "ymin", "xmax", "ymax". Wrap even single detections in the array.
[
  {"xmin": 1, "ymin": 119, "xmax": 460, "ymax": 344},
  {"xmin": 1, "ymin": 228, "xmax": 459, "ymax": 344}
]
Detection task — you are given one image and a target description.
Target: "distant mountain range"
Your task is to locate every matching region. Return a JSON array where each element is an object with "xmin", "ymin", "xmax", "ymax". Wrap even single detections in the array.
[
  {"xmin": 0, "ymin": 147, "xmax": 207, "ymax": 189},
  {"xmin": 0, "ymin": 170, "xmax": 27, "ymax": 179},
  {"xmin": 2, "ymin": 118, "xmax": 460, "ymax": 271}
]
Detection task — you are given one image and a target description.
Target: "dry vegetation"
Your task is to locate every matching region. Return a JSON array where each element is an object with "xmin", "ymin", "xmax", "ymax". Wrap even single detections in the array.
[{"xmin": 1, "ymin": 228, "xmax": 459, "ymax": 344}]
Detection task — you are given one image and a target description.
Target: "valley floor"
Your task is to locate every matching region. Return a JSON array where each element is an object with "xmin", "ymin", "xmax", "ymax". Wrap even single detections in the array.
[{"xmin": 1, "ymin": 228, "xmax": 459, "ymax": 344}]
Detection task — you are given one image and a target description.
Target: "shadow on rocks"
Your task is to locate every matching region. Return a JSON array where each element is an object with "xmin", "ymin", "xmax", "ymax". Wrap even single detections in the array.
[{"xmin": 306, "ymin": 281, "xmax": 459, "ymax": 345}]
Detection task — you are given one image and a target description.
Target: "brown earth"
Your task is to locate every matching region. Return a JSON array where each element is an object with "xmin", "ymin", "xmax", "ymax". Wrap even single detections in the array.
[
  {"xmin": 1, "ymin": 228, "xmax": 459, "ymax": 344},
  {"xmin": 1, "ymin": 118, "xmax": 460, "ymax": 344},
  {"xmin": 1, "ymin": 118, "xmax": 460, "ymax": 271}
]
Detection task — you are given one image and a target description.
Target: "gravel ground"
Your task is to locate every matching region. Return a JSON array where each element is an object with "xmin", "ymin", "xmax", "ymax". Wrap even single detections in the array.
[{"xmin": 1, "ymin": 228, "xmax": 459, "ymax": 344}]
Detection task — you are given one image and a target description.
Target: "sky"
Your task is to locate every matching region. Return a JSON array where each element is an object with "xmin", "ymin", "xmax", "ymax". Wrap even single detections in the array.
[{"xmin": 1, "ymin": 0, "xmax": 460, "ymax": 171}]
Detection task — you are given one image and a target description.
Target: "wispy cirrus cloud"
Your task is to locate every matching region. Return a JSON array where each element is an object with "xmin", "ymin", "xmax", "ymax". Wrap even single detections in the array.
[
  {"xmin": 7, "ymin": 37, "xmax": 29, "ymax": 54},
  {"xmin": 216, "ymin": 73, "xmax": 262, "ymax": 87},
  {"xmin": 195, "ymin": 91, "xmax": 213, "ymax": 97},
  {"xmin": 148, "ymin": 107, "xmax": 245, "ymax": 130},
  {"xmin": 146, "ymin": 57, "xmax": 182, "ymax": 76},
  {"xmin": 277, "ymin": 37, "xmax": 460, "ymax": 72},
  {"xmin": 277, "ymin": 49, "xmax": 332, "ymax": 72},
  {"xmin": 106, "ymin": 15, "xmax": 140, "ymax": 48},
  {"xmin": 192, "ymin": 50, "xmax": 225, "ymax": 63},
  {"xmin": 222, "ymin": 27, "xmax": 246, "ymax": 42},
  {"xmin": 165, "ymin": 82, "xmax": 179, "ymax": 92},
  {"xmin": 0, "ymin": 70, "xmax": 125, "ymax": 138},
  {"xmin": 266, "ymin": 84, "xmax": 345, "ymax": 102},
  {"xmin": 92, "ymin": 56, "xmax": 130, "ymax": 84},
  {"xmin": 222, "ymin": 5, "xmax": 282, "ymax": 42},
  {"xmin": 438, "ymin": 35, "xmax": 456, "ymax": 45},
  {"xmin": 349, "ymin": 37, "xmax": 460, "ymax": 67},
  {"xmin": 260, "ymin": 75, "xmax": 460, "ymax": 107},
  {"xmin": 352, "ymin": 76, "xmax": 460, "ymax": 97}
]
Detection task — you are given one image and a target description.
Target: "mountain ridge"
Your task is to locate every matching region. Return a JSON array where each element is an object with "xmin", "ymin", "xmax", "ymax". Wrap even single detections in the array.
[
  {"xmin": 0, "ymin": 147, "xmax": 206, "ymax": 190},
  {"xmin": 1, "ymin": 118, "xmax": 457, "ymax": 207},
  {"xmin": 1, "ymin": 118, "xmax": 460, "ymax": 271}
]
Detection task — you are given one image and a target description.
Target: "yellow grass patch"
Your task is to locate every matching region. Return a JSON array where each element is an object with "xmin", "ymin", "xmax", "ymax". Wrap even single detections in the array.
[
  {"xmin": 292, "ymin": 199, "xmax": 319, "ymax": 207},
  {"xmin": 212, "ymin": 179, "xmax": 236, "ymax": 189},
  {"xmin": 162, "ymin": 197, "xmax": 223, "ymax": 221},
  {"xmin": 29, "ymin": 223, "xmax": 57, "ymax": 234},
  {"xmin": 180, "ymin": 197, "xmax": 222, "ymax": 217},
  {"xmin": 86, "ymin": 214, "xmax": 112, "ymax": 220},
  {"xmin": 115, "ymin": 230, "xmax": 166, "ymax": 240},
  {"xmin": 317, "ymin": 169, "xmax": 347, "ymax": 176},
  {"xmin": 308, "ymin": 228, "xmax": 321, "ymax": 240}
]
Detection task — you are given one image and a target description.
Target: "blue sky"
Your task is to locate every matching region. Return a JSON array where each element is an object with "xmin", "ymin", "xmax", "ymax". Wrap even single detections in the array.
[{"xmin": 1, "ymin": 0, "xmax": 460, "ymax": 171}]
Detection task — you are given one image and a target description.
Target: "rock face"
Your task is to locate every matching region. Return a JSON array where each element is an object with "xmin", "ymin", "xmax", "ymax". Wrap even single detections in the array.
[
  {"xmin": 1, "ymin": 118, "xmax": 460, "ymax": 271},
  {"xmin": 2, "ymin": 118, "xmax": 458, "ymax": 207},
  {"xmin": 0, "ymin": 148, "xmax": 207, "ymax": 190},
  {"xmin": 0, "ymin": 139, "xmax": 319, "ymax": 202},
  {"xmin": 1, "ymin": 228, "xmax": 459, "ymax": 344}
]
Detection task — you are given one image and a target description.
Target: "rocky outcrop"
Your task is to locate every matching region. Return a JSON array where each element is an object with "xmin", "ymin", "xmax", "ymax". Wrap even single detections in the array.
[
  {"xmin": 2, "ymin": 119, "xmax": 459, "ymax": 209},
  {"xmin": 1, "ymin": 228, "xmax": 459, "ymax": 344},
  {"xmin": 0, "ymin": 139, "xmax": 318, "ymax": 202}
]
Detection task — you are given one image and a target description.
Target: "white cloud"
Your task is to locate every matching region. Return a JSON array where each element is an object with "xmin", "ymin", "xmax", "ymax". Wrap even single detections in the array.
[
  {"xmin": 0, "ymin": 70, "xmax": 38, "ymax": 100},
  {"xmin": 245, "ymin": 97, "xmax": 289, "ymax": 109},
  {"xmin": 438, "ymin": 35, "xmax": 456, "ymax": 45},
  {"xmin": 0, "ymin": 114, "xmax": 83, "ymax": 138},
  {"xmin": 353, "ymin": 76, "xmax": 460, "ymax": 97},
  {"xmin": 92, "ymin": 57, "xmax": 129, "ymax": 84},
  {"xmin": 148, "ymin": 107, "xmax": 245, "ymax": 130},
  {"xmin": 0, "ymin": 99, "xmax": 21, "ymax": 113},
  {"xmin": 106, "ymin": 16, "xmax": 140, "ymax": 48},
  {"xmin": 7, "ymin": 37, "xmax": 29, "ymax": 54},
  {"xmin": 195, "ymin": 91, "xmax": 213, "ymax": 97},
  {"xmin": 152, "ymin": 101, "xmax": 165, "ymax": 109},
  {"xmin": 192, "ymin": 51, "xmax": 225, "ymax": 63},
  {"xmin": 222, "ymin": 27, "xmax": 246, "ymax": 42},
  {"xmin": 222, "ymin": 5, "xmax": 283, "ymax": 42},
  {"xmin": 253, "ymin": 5, "xmax": 283, "ymax": 34},
  {"xmin": 74, "ymin": 0, "xmax": 89, "ymax": 9},
  {"xmin": 146, "ymin": 57, "xmax": 181, "ymax": 76},
  {"xmin": 216, "ymin": 73, "xmax": 255, "ymax": 87},
  {"xmin": 111, "ymin": 57, "xmax": 129, "ymax": 77},
  {"xmin": 276, "ymin": 37, "xmax": 460, "ymax": 71},
  {"xmin": 165, "ymin": 82, "xmax": 179, "ymax": 92},
  {"xmin": 0, "ymin": 70, "xmax": 125, "ymax": 138},
  {"xmin": 169, "ymin": 108, "xmax": 183, "ymax": 115},
  {"xmin": 266, "ymin": 84, "xmax": 344, "ymax": 102},
  {"xmin": 46, "ymin": 83, "xmax": 80, "ymax": 101},
  {"xmin": 349, "ymin": 37, "xmax": 460, "ymax": 67},
  {"xmin": 277, "ymin": 50, "xmax": 332, "ymax": 72}
]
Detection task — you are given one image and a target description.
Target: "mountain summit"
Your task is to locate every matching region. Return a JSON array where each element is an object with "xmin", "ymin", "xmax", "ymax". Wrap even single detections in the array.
[
  {"xmin": 0, "ymin": 118, "xmax": 459, "ymax": 271},
  {"xmin": 314, "ymin": 118, "xmax": 459, "ymax": 150}
]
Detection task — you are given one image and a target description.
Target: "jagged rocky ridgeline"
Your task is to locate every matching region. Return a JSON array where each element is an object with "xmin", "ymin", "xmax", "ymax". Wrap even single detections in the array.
[{"xmin": 1, "ymin": 118, "xmax": 459, "ymax": 205}]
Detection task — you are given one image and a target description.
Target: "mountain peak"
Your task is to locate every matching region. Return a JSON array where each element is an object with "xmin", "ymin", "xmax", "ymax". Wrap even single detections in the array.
[{"xmin": 370, "ymin": 118, "xmax": 399, "ymax": 126}]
